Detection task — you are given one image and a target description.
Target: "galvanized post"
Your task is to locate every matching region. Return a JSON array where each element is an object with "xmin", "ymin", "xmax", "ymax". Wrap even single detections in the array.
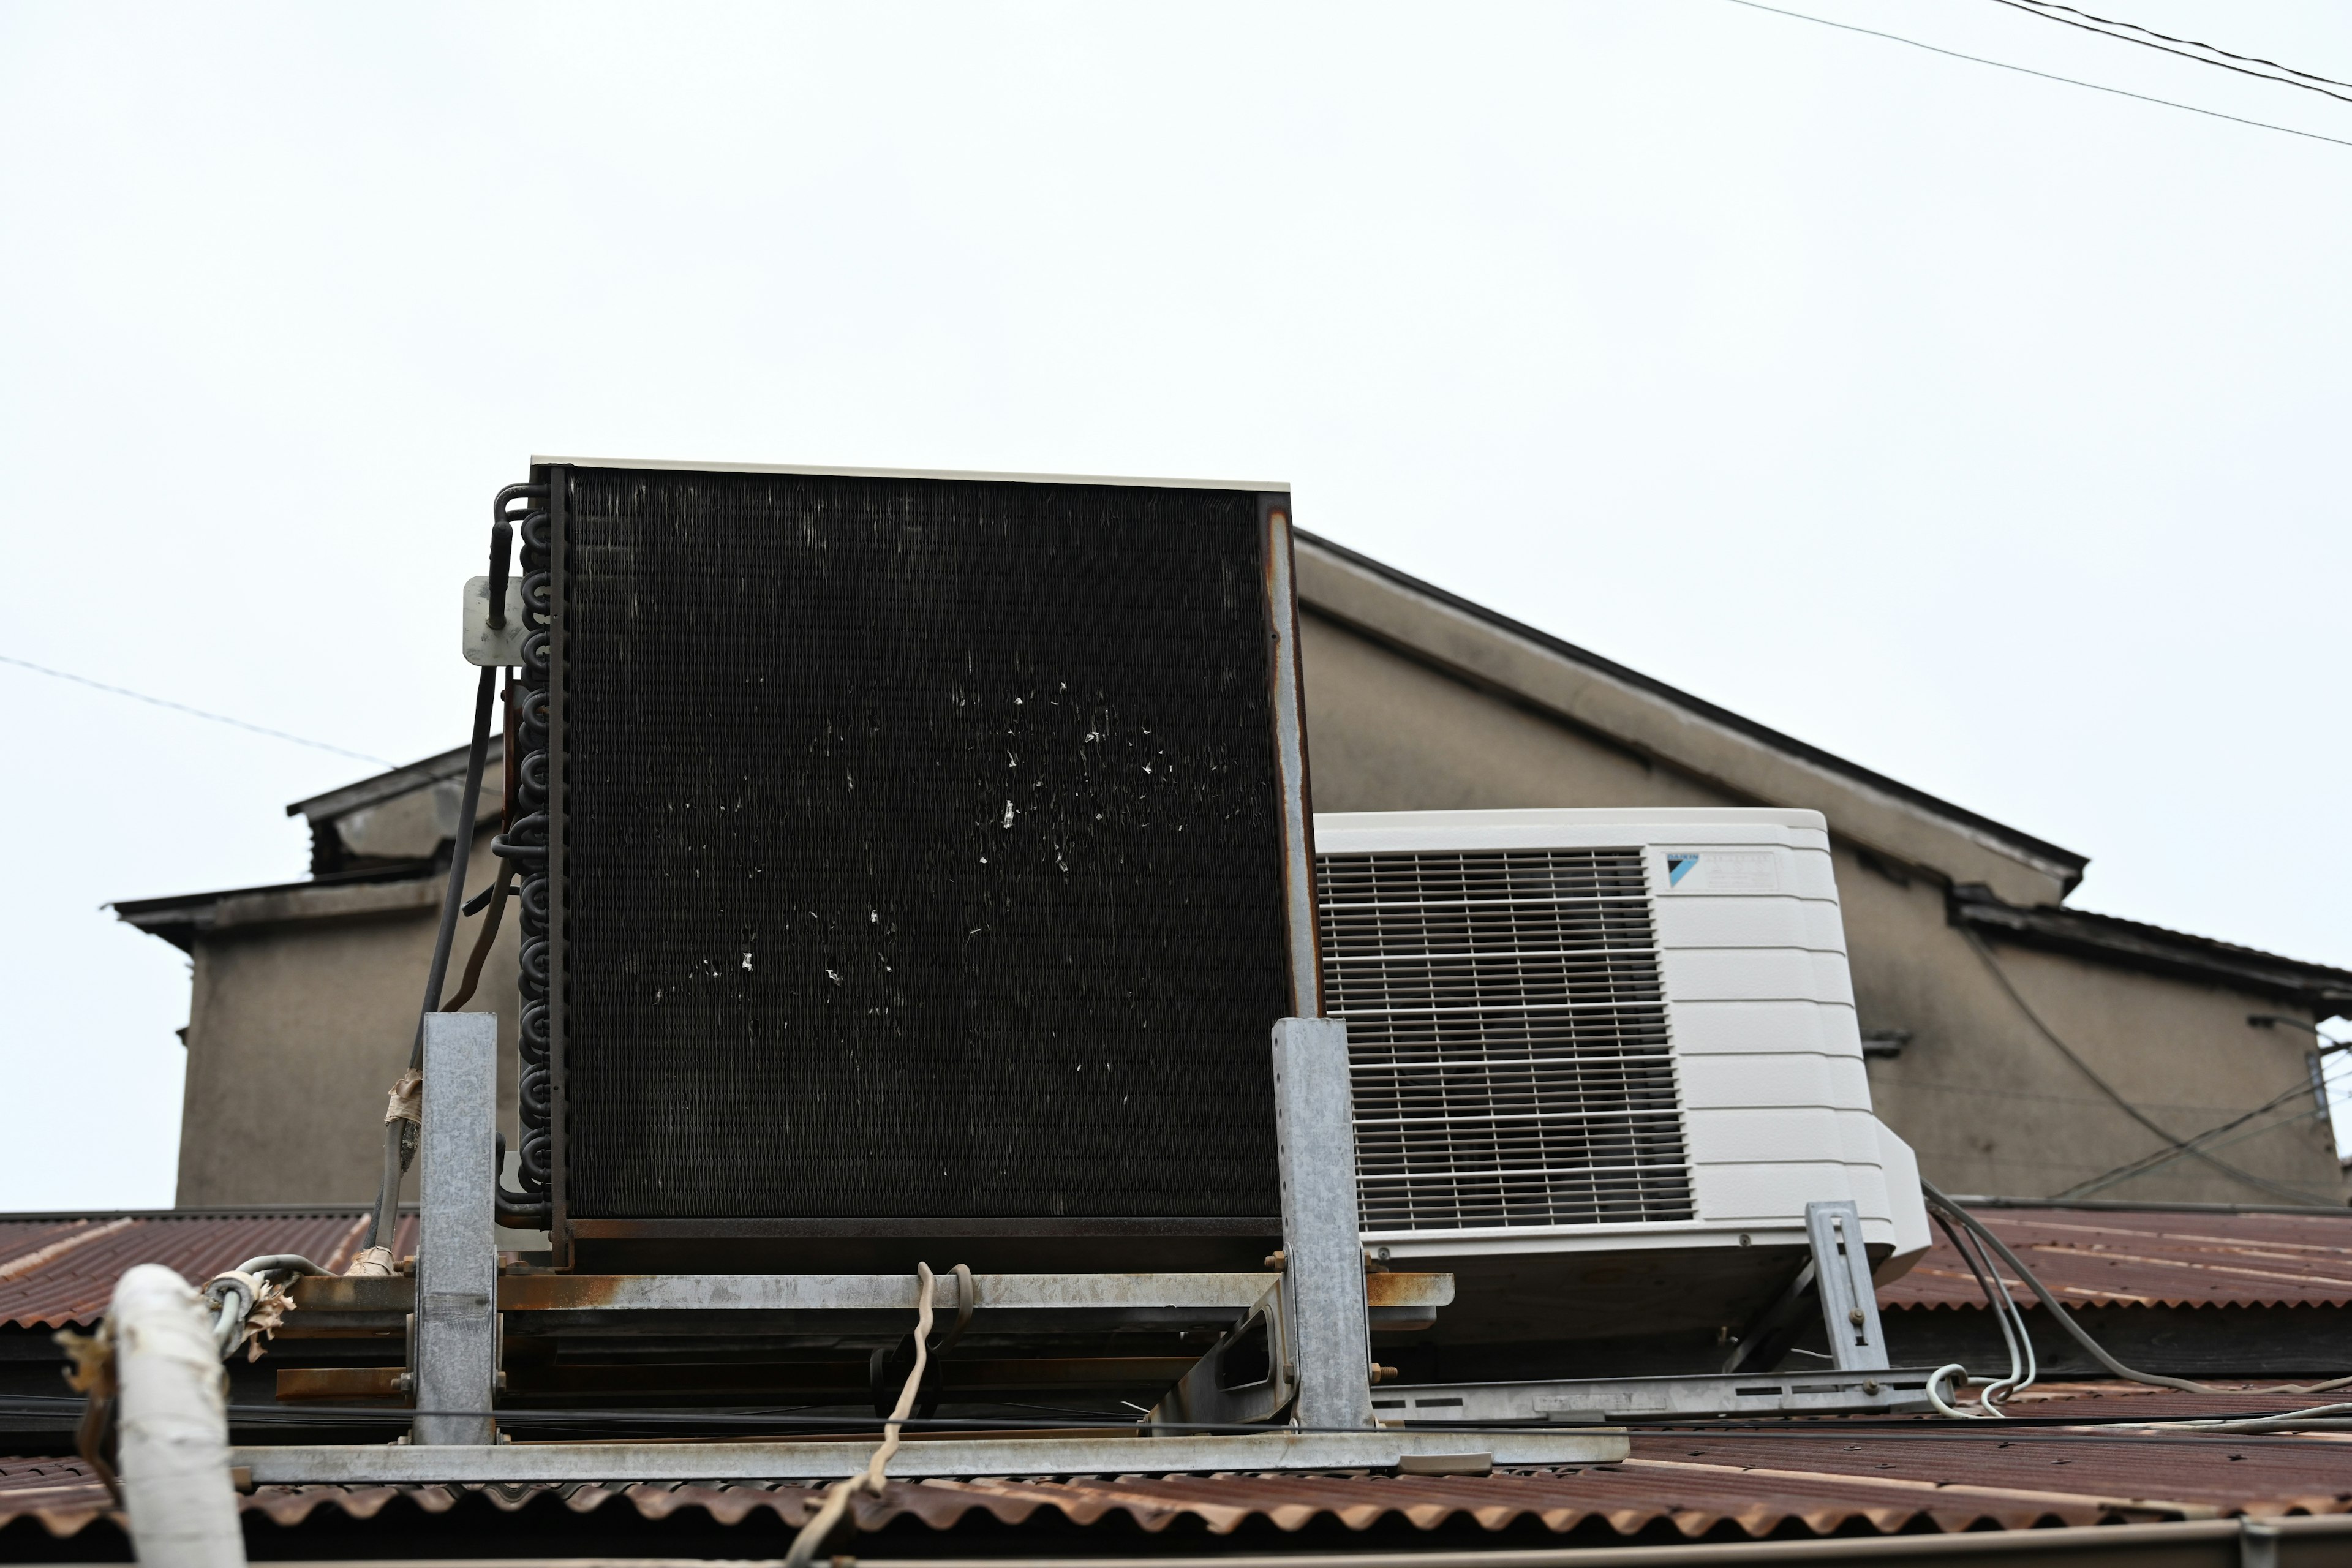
[
  {"xmin": 1271, "ymin": 1017, "xmax": 1374, "ymax": 1431},
  {"xmin": 1806, "ymin": 1199, "xmax": 1890, "ymax": 1374},
  {"xmin": 414, "ymin": 1012, "xmax": 500, "ymax": 1446}
]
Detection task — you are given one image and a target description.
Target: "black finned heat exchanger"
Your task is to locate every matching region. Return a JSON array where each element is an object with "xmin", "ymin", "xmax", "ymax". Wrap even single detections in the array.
[{"xmin": 509, "ymin": 461, "xmax": 1321, "ymax": 1270}]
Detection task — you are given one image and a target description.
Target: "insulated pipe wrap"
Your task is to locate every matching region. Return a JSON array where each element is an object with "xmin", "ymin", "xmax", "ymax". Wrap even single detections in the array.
[{"xmin": 111, "ymin": 1264, "xmax": 246, "ymax": 1568}]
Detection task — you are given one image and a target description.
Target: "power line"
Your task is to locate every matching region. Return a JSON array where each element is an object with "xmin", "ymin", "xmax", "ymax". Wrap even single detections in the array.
[
  {"xmin": 1989, "ymin": 0, "xmax": 2352, "ymax": 107},
  {"xmin": 1959, "ymin": 927, "xmax": 2342, "ymax": 1206},
  {"xmin": 2056, "ymin": 1079, "xmax": 2326, "ymax": 1199},
  {"xmin": 0, "ymin": 653, "xmax": 394, "ymax": 767},
  {"xmin": 1991, "ymin": 0, "xmax": 2352, "ymax": 98},
  {"xmin": 1716, "ymin": 0, "xmax": 2352, "ymax": 152}
]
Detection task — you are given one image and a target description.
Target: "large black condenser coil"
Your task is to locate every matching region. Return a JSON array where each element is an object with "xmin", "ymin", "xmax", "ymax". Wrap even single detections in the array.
[{"xmin": 516, "ymin": 461, "xmax": 1319, "ymax": 1268}]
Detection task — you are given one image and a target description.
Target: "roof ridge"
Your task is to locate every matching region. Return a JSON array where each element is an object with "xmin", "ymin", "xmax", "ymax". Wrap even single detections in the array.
[{"xmin": 1292, "ymin": 529, "xmax": 2089, "ymax": 880}]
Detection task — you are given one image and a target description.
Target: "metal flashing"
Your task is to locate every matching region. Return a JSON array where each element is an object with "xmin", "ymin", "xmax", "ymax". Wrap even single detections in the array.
[{"xmin": 532, "ymin": 456, "xmax": 1288, "ymax": 492}]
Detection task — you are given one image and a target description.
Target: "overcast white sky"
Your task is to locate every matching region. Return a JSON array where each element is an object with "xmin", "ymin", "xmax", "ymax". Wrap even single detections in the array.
[{"xmin": 3, "ymin": 1, "xmax": 2348, "ymax": 1209}]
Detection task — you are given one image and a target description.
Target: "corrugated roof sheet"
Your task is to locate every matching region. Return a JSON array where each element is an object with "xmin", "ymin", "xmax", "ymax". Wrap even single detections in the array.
[
  {"xmin": 7, "ymin": 1387, "xmax": 2352, "ymax": 1545},
  {"xmin": 0, "ymin": 1211, "xmax": 418, "ymax": 1329},
  {"xmin": 1879, "ymin": 1207, "xmax": 2352, "ymax": 1312}
]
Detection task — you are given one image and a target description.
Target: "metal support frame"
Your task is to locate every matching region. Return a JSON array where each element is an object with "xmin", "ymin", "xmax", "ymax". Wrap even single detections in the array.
[
  {"xmin": 1808, "ymin": 1199, "xmax": 1890, "ymax": 1373},
  {"xmin": 413, "ymin": 1012, "xmax": 500, "ymax": 1446},
  {"xmin": 1271, "ymin": 1016, "xmax": 1374, "ymax": 1431},
  {"xmin": 235, "ymin": 1425, "xmax": 1626, "ymax": 1485},
  {"xmin": 1384, "ymin": 1198, "xmax": 1905, "ymax": 1423},
  {"xmin": 1374, "ymin": 1367, "xmax": 1941, "ymax": 1423}
]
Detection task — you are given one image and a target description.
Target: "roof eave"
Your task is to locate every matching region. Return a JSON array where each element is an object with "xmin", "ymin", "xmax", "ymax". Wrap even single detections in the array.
[{"xmin": 1950, "ymin": 885, "xmax": 2352, "ymax": 1011}]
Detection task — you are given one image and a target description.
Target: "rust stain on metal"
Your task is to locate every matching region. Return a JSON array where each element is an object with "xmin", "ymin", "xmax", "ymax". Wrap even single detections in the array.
[
  {"xmin": 274, "ymin": 1366, "xmax": 409, "ymax": 1404},
  {"xmin": 1365, "ymin": 1270, "xmax": 1450, "ymax": 1308},
  {"xmin": 1621, "ymin": 1455, "xmax": 2219, "ymax": 1521},
  {"xmin": 496, "ymin": 1273, "xmax": 626, "ymax": 1312}
]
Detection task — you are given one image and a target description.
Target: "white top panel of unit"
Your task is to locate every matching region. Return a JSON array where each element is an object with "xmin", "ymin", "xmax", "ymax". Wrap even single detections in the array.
[
  {"xmin": 532, "ymin": 456, "xmax": 1287, "ymax": 492},
  {"xmin": 1313, "ymin": 807, "xmax": 1830, "ymax": 854}
]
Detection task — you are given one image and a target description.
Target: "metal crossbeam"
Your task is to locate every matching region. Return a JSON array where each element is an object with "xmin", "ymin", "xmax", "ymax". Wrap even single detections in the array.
[
  {"xmin": 233, "ymin": 1427, "xmax": 1628, "ymax": 1485},
  {"xmin": 1374, "ymin": 1367, "xmax": 1942, "ymax": 1423}
]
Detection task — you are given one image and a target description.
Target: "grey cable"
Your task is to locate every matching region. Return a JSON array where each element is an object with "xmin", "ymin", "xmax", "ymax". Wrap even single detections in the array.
[
  {"xmin": 1931, "ymin": 1210, "xmax": 2021, "ymax": 1415},
  {"xmin": 1716, "ymin": 0, "xmax": 2352, "ymax": 152},
  {"xmin": 1924, "ymin": 1179, "xmax": 2215, "ymax": 1394},
  {"xmin": 1991, "ymin": 0, "xmax": 2352, "ymax": 94},
  {"xmin": 2056, "ymin": 1081, "xmax": 2329, "ymax": 1200},
  {"xmin": 1986, "ymin": 0, "xmax": 2352, "ymax": 107}
]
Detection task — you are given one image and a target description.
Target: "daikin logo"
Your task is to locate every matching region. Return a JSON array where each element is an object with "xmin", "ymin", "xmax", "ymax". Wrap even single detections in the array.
[{"xmin": 1665, "ymin": 852, "xmax": 1701, "ymax": 888}]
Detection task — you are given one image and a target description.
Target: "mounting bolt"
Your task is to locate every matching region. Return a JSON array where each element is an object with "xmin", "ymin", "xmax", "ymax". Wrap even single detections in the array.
[
  {"xmin": 1262, "ymin": 1250, "xmax": 1286, "ymax": 1270},
  {"xmin": 1848, "ymin": 1308, "xmax": 1866, "ymax": 1327},
  {"xmin": 1370, "ymin": 1363, "xmax": 1398, "ymax": 1385}
]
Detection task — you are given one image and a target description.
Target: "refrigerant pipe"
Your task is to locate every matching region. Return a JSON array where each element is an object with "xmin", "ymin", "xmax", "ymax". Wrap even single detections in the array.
[{"xmin": 358, "ymin": 502, "xmax": 516, "ymax": 1265}]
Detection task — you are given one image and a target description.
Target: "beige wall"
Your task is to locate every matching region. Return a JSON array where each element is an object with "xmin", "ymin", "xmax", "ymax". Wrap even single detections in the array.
[
  {"xmin": 1834, "ymin": 842, "xmax": 2337, "ymax": 1201},
  {"xmin": 175, "ymin": 830, "xmax": 520, "ymax": 1206},
  {"xmin": 1298, "ymin": 611, "xmax": 2345, "ymax": 1205}
]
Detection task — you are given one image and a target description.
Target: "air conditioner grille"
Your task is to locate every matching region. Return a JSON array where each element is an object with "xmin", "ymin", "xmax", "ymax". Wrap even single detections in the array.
[{"xmin": 1317, "ymin": 846, "xmax": 1694, "ymax": 1231}]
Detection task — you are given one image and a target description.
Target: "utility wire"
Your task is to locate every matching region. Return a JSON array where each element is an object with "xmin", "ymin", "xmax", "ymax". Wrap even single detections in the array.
[
  {"xmin": 0, "ymin": 652, "xmax": 394, "ymax": 767},
  {"xmin": 2072, "ymin": 1104, "xmax": 2331, "ymax": 1199},
  {"xmin": 1959, "ymin": 927, "xmax": 2340, "ymax": 1206},
  {"xmin": 1990, "ymin": 0, "xmax": 2352, "ymax": 99},
  {"xmin": 2057, "ymin": 1080, "xmax": 2327, "ymax": 1200},
  {"xmin": 1716, "ymin": 0, "xmax": 2352, "ymax": 151}
]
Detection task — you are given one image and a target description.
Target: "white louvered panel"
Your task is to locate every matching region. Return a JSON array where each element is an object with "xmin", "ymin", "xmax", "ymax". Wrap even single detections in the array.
[{"xmin": 1317, "ymin": 847, "xmax": 1695, "ymax": 1231}]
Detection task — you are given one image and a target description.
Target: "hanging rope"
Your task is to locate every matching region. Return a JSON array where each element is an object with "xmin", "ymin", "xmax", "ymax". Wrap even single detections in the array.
[{"xmin": 783, "ymin": 1263, "xmax": 953, "ymax": 1568}]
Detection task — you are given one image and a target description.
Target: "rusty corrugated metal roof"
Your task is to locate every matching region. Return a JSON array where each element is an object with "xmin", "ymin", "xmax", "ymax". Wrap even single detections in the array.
[
  {"xmin": 7, "ymin": 1387, "xmax": 2352, "ymax": 1547},
  {"xmin": 1879, "ymin": 1207, "xmax": 2352, "ymax": 1311},
  {"xmin": 0, "ymin": 1212, "xmax": 418, "ymax": 1329}
]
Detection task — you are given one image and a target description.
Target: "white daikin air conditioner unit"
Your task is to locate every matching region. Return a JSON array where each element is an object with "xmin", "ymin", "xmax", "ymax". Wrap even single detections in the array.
[{"xmin": 1314, "ymin": 807, "xmax": 1930, "ymax": 1354}]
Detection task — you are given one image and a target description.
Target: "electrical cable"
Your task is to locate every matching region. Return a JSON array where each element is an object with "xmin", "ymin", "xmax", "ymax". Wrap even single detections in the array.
[
  {"xmin": 1925, "ymin": 1180, "xmax": 2215, "ymax": 1394},
  {"xmin": 1959, "ymin": 1216, "xmax": 2037, "ymax": 1410},
  {"xmin": 1929, "ymin": 1211, "xmax": 2018, "ymax": 1417},
  {"xmin": 1959, "ymin": 927, "xmax": 2337, "ymax": 1206},
  {"xmin": 1715, "ymin": 0, "xmax": 2352, "ymax": 152},
  {"xmin": 1988, "ymin": 0, "xmax": 2352, "ymax": 99},
  {"xmin": 0, "ymin": 652, "xmax": 394, "ymax": 766},
  {"xmin": 362, "ymin": 664, "xmax": 496, "ymax": 1256},
  {"xmin": 2062, "ymin": 1098, "xmax": 2331, "ymax": 1200}
]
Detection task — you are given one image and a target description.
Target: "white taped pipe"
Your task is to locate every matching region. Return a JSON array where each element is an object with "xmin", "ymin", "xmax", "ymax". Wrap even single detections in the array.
[{"xmin": 111, "ymin": 1264, "xmax": 246, "ymax": 1568}]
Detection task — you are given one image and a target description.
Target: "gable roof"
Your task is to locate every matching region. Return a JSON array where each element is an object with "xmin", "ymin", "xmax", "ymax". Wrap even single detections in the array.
[
  {"xmin": 1949, "ymin": 884, "xmax": 2352, "ymax": 1012},
  {"xmin": 1293, "ymin": 530, "xmax": 2089, "ymax": 905}
]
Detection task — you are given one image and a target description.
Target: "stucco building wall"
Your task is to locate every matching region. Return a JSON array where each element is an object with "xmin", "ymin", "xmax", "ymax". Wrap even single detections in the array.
[{"xmin": 174, "ymin": 831, "xmax": 519, "ymax": 1205}]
